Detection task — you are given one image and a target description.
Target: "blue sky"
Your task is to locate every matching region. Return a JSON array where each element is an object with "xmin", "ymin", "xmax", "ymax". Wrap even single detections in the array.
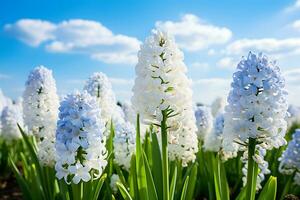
[{"xmin": 1, "ymin": 0, "xmax": 300, "ymax": 105}]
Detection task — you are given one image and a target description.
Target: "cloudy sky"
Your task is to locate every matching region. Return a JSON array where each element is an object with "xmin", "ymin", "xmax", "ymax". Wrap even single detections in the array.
[{"xmin": 1, "ymin": 0, "xmax": 300, "ymax": 105}]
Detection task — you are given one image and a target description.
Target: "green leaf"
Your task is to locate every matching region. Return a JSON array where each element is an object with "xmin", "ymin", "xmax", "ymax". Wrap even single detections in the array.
[
  {"xmin": 129, "ymin": 155, "xmax": 138, "ymax": 199},
  {"xmin": 143, "ymin": 151, "xmax": 158, "ymax": 200},
  {"xmin": 92, "ymin": 174, "xmax": 107, "ymax": 200},
  {"xmin": 235, "ymin": 187, "xmax": 246, "ymax": 200},
  {"xmin": 186, "ymin": 163, "xmax": 198, "ymax": 200},
  {"xmin": 257, "ymin": 176, "xmax": 277, "ymax": 200},
  {"xmin": 117, "ymin": 182, "xmax": 133, "ymax": 200},
  {"xmin": 180, "ymin": 176, "xmax": 189, "ymax": 200},
  {"xmin": 169, "ymin": 165, "xmax": 177, "ymax": 200},
  {"xmin": 213, "ymin": 155, "xmax": 230, "ymax": 200},
  {"xmin": 151, "ymin": 132, "xmax": 163, "ymax": 199},
  {"xmin": 9, "ymin": 156, "xmax": 33, "ymax": 200},
  {"xmin": 135, "ymin": 114, "xmax": 148, "ymax": 200},
  {"xmin": 115, "ymin": 164, "xmax": 129, "ymax": 189}
]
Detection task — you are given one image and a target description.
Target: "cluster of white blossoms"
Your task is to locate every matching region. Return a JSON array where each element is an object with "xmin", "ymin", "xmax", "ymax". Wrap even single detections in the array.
[
  {"xmin": 287, "ymin": 105, "xmax": 300, "ymax": 127},
  {"xmin": 113, "ymin": 120, "xmax": 136, "ymax": 171},
  {"xmin": 132, "ymin": 30, "xmax": 198, "ymax": 166},
  {"xmin": 279, "ymin": 129, "xmax": 300, "ymax": 185},
  {"xmin": 120, "ymin": 101, "xmax": 136, "ymax": 124},
  {"xmin": 222, "ymin": 52, "xmax": 288, "ymax": 158},
  {"xmin": 55, "ymin": 91, "xmax": 107, "ymax": 184},
  {"xmin": 204, "ymin": 113, "xmax": 224, "ymax": 152},
  {"xmin": 23, "ymin": 66, "xmax": 59, "ymax": 166},
  {"xmin": 110, "ymin": 174, "xmax": 120, "ymax": 194},
  {"xmin": 241, "ymin": 145, "xmax": 270, "ymax": 190},
  {"xmin": 84, "ymin": 72, "xmax": 123, "ymax": 126},
  {"xmin": 0, "ymin": 89, "xmax": 11, "ymax": 134},
  {"xmin": 211, "ymin": 97, "xmax": 225, "ymax": 117},
  {"xmin": 222, "ymin": 52, "xmax": 288, "ymax": 190},
  {"xmin": 194, "ymin": 105, "xmax": 213, "ymax": 140},
  {"xmin": 1, "ymin": 103, "xmax": 23, "ymax": 142}
]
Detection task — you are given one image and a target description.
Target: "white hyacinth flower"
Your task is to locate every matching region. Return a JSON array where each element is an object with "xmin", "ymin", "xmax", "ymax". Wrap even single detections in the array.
[
  {"xmin": 23, "ymin": 66, "xmax": 59, "ymax": 166},
  {"xmin": 222, "ymin": 52, "xmax": 288, "ymax": 159},
  {"xmin": 204, "ymin": 113, "xmax": 224, "ymax": 152},
  {"xmin": 222, "ymin": 52, "xmax": 288, "ymax": 191},
  {"xmin": 113, "ymin": 120, "xmax": 136, "ymax": 171},
  {"xmin": 195, "ymin": 105, "xmax": 213, "ymax": 140},
  {"xmin": 287, "ymin": 105, "xmax": 300, "ymax": 127},
  {"xmin": 211, "ymin": 97, "xmax": 225, "ymax": 117},
  {"xmin": 120, "ymin": 101, "xmax": 136, "ymax": 124},
  {"xmin": 55, "ymin": 91, "xmax": 107, "ymax": 184},
  {"xmin": 1, "ymin": 103, "xmax": 23, "ymax": 142},
  {"xmin": 279, "ymin": 129, "xmax": 300, "ymax": 185},
  {"xmin": 110, "ymin": 174, "xmax": 120, "ymax": 193},
  {"xmin": 0, "ymin": 89, "xmax": 11, "ymax": 113},
  {"xmin": 241, "ymin": 145, "xmax": 270, "ymax": 190},
  {"xmin": 84, "ymin": 72, "xmax": 123, "ymax": 126},
  {"xmin": 132, "ymin": 30, "xmax": 198, "ymax": 166}
]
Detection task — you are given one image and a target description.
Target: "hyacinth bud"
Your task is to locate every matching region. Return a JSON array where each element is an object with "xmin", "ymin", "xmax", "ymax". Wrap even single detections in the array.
[
  {"xmin": 55, "ymin": 91, "xmax": 107, "ymax": 184},
  {"xmin": 132, "ymin": 30, "xmax": 198, "ymax": 166},
  {"xmin": 279, "ymin": 129, "xmax": 300, "ymax": 185},
  {"xmin": 222, "ymin": 52, "xmax": 288, "ymax": 158},
  {"xmin": 1, "ymin": 103, "xmax": 23, "ymax": 142},
  {"xmin": 204, "ymin": 113, "xmax": 224, "ymax": 152},
  {"xmin": 194, "ymin": 105, "xmax": 213, "ymax": 140},
  {"xmin": 84, "ymin": 72, "xmax": 123, "ymax": 125},
  {"xmin": 23, "ymin": 66, "xmax": 59, "ymax": 166}
]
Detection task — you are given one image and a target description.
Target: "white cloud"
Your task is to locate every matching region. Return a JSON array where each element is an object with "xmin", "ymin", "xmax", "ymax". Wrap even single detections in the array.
[
  {"xmin": 284, "ymin": 0, "xmax": 300, "ymax": 13},
  {"xmin": 5, "ymin": 19, "xmax": 141, "ymax": 64},
  {"xmin": 155, "ymin": 14, "xmax": 232, "ymax": 51},
  {"xmin": 190, "ymin": 62, "xmax": 209, "ymax": 69},
  {"xmin": 225, "ymin": 38, "xmax": 300, "ymax": 56},
  {"xmin": 292, "ymin": 19, "xmax": 300, "ymax": 30},
  {"xmin": 4, "ymin": 19, "xmax": 55, "ymax": 46},
  {"xmin": 217, "ymin": 57, "xmax": 238, "ymax": 69},
  {"xmin": 192, "ymin": 78, "xmax": 231, "ymax": 104}
]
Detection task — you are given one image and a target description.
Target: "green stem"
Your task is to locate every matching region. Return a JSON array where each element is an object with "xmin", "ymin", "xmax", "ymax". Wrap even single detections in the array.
[
  {"xmin": 246, "ymin": 138, "xmax": 258, "ymax": 200},
  {"xmin": 279, "ymin": 174, "xmax": 293, "ymax": 200},
  {"xmin": 161, "ymin": 110, "xmax": 169, "ymax": 200}
]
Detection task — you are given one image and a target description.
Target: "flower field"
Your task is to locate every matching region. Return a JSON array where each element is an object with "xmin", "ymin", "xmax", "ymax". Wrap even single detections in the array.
[{"xmin": 0, "ymin": 30, "xmax": 300, "ymax": 200}]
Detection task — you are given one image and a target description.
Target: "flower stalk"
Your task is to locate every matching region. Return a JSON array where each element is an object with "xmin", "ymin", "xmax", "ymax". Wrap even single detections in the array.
[
  {"xmin": 161, "ymin": 109, "xmax": 169, "ymax": 200},
  {"xmin": 246, "ymin": 138, "xmax": 258, "ymax": 200}
]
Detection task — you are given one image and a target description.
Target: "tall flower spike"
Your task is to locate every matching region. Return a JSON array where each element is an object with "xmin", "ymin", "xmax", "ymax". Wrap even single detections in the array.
[
  {"xmin": 1, "ymin": 103, "xmax": 23, "ymax": 142},
  {"xmin": 211, "ymin": 97, "xmax": 225, "ymax": 117},
  {"xmin": 194, "ymin": 105, "xmax": 213, "ymax": 140},
  {"xmin": 84, "ymin": 72, "xmax": 123, "ymax": 126},
  {"xmin": 287, "ymin": 105, "xmax": 300, "ymax": 127},
  {"xmin": 204, "ymin": 113, "xmax": 224, "ymax": 152},
  {"xmin": 222, "ymin": 52, "xmax": 288, "ymax": 192},
  {"xmin": 222, "ymin": 52, "xmax": 288, "ymax": 158},
  {"xmin": 132, "ymin": 30, "xmax": 198, "ymax": 166},
  {"xmin": 55, "ymin": 91, "xmax": 107, "ymax": 184},
  {"xmin": 120, "ymin": 101, "xmax": 136, "ymax": 124},
  {"xmin": 113, "ymin": 120, "xmax": 136, "ymax": 171},
  {"xmin": 279, "ymin": 129, "xmax": 300, "ymax": 185},
  {"xmin": 23, "ymin": 66, "xmax": 59, "ymax": 166}
]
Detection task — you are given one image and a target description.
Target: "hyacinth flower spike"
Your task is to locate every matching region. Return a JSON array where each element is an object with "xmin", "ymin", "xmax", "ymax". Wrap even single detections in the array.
[{"xmin": 222, "ymin": 52, "xmax": 288, "ymax": 200}]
